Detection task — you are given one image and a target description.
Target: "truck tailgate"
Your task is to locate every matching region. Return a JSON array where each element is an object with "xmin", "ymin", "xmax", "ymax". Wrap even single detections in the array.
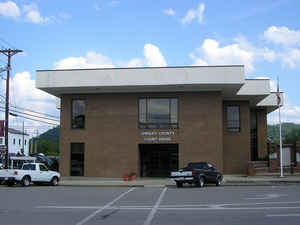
[{"xmin": 170, "ymin": 171, "xmax": 193, "ymax": 177}]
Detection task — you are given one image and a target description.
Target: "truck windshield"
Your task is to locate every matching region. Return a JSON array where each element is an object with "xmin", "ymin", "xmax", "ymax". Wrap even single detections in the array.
[{"xmin": 23, "ymin": 164, "xmax": 36, "ymax": 170}]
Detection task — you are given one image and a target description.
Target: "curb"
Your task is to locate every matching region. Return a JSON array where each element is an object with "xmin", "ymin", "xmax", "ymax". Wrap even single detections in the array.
[{"xmin": 57, "ymin": 181, "xmax": 300, "ymax": 188}]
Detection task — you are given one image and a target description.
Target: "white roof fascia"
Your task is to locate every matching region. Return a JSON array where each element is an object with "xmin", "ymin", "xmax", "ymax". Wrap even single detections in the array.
[
  {"xmin": 237, "ymin": 79, "xmax": 270, "ymax": 96},
  {"xmin": 257, "ymin": 92, "xmax": 284, "ymax": 107},
  {"xmin": 36, "ymin": 66, "xmax": 244, "ymax": 96}
]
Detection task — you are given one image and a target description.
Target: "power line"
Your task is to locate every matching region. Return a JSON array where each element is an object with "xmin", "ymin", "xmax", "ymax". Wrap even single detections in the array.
[
  {"xmin": 0, "ymin": 109, "xmax": 59, "ymax": 126},
  {"xmin": 0, "ymin": 105, "xmax": 60, "ymax": 122},
  {"xmin": 0, "ymin": 97, "xmax": 60, "ymax": 119},
  {"xmin": 0, "ymin": 37, "xmax": 17, "ymax": 49}
]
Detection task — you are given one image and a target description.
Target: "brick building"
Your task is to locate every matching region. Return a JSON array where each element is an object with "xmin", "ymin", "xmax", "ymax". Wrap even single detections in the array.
[{"xmin": 36, "ymin": 65, "xmax": 283, "ymax": 177}]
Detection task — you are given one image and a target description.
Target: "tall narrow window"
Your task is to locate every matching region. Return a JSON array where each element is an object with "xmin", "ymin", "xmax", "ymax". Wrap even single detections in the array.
[
  {"xmin": 139, "ymin": 98, "xmax": 178, "ymax": 129},
  {"xmin": 72, "ymin": 100, "xmax": 86, "ymax": 129},
  {"xmin": 227, "ymin": 106, "xmax": 240, "ymax": 132},
  {"xmin": 70, "ymin": 143, "xmax": 84, "ymax": 176}
]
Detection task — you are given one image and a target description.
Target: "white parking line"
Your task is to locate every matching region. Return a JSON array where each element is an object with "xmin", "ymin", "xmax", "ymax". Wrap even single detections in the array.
[
  {"xmin": 143, "ymin": 187, "xmax": 167, "ymax": 225},
  {"xmin": 160, "ymin": 201, "xmax": 300, "ymax": 208},
  {"xmin": 75, "ymin": 187, "xmax": 135, "ymax": 225},
  {"xmin": 37, "ymin": 200, "xmax": 300, "ymax": 210},
  {"xmin": 266, "ymin": 214, "xmax": 300, "ymax": 217},
  {"xmin": 159, "ymin": 206, "xmax": 300, "ymax": 210}
]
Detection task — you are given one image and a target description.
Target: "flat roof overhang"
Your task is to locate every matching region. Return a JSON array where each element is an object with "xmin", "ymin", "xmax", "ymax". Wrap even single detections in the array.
[
  {"xmin": 36, "ymin": 65, "xmax": 284, "ymax": 112},
  {"xmin": 257, "ymin": 92, "xmax": 284, "ymax": 113},
  {"xmin": 36, "ymin": 65, "xmax": 245, "ymax": 97}
]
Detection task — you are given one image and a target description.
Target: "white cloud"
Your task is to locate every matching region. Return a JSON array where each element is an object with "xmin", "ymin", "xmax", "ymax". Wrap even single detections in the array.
[
  {"xmin": 0, "ymin": 1, "xmax": 68, "ymax": 24},
  {"xmin": 190, "ymin": 38, "xmax": 255, "ymax": 73},
  {"xmin": 263, "ymin": 26, "xmax": 300, "ymax": 47},
  {"xmin": 281, "ymin": 48, "xmax": 300, "ymax": 69},
  {"xmin": 0, "ymin": 1, "xmax": 20, "ymax": 19},
  {"xmin": 119, "ymin": 58, "xmax": 144, "ymax": 68},
  {"xmin": 261, "ymin": 26, "xmax": 300, "ymax": 69},
  {"xmin": 234, "ymin": 36, "xmax": 277, "ymax": 62},
  {"xmin": 163, "ymin": 8, "xmax": 175, "ymax": 16},
  {"xmin": 55, "ymin": 44, "xmax": 167, "ymax": 69},
  {"xmin": 181, "ymin": 3, "xmax": 205, "ymax": 24},
  {"xmin": 0, "ymin": 71, "xmax": 58, "ymax": 132},
  {"xmin": 23, "ymin": 4, "xmax": 50, "ymax": 24},
  {"xmin": 54, "ymin": 52, "xmax": 115, "ymax": 69},
  {"xmin": 144, "ymin": 43, "xmax": 167, "ymax": 67}
]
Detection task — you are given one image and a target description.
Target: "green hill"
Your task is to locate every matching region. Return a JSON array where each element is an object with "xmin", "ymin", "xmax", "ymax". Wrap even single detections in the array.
[
  {"xmin": 33, "ymin": 126, "xmax": 60, "ymax": 156},
  {"xmin": 268, "ymin": 123, "xmax": 300, "ymax": 143},
  {"xmin": 38, "ymin": 126, "xmax": 59, "ymax": 143}
]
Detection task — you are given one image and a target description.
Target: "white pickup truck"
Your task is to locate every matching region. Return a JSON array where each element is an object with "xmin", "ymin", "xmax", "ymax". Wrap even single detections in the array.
[{"xmin": 0, "ymin": 163, "xmax": 60, "ymax": 187}]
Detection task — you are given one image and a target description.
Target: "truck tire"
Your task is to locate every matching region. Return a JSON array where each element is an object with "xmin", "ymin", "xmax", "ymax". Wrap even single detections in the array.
[
  {"xmin": 22, "ymin": 176, "xmax": 31, "ymax": 187},
  {"xmin": 50, "ymin": 177, "xmax": 59, "ymax": 186},
  {"xmin": 176, "ymin": 181, "xmax": 183, "ymax": 188},
  {"xmin": 197, "ymin": 176, "xmax": 204, "ymax": 188}
]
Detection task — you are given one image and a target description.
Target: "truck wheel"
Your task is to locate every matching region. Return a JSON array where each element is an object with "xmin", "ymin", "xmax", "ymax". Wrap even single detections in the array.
[
  {"xmin": 50, "ymin": 177, "xmax": 58, "ymax": 186},
  {"xmin": 197, "ymin": 176, "xmax": 204, "ymax": 188},
  {"xmin": 22, "ymin": 176, "xmax": 31, "ymax": 187},
  {"xmin": 176, "ymin": 181, "xmax": 183, "ymax": 188},
  {"xmin": 216, "ymin": 177, "xmax": 222, "ymax": 186}
]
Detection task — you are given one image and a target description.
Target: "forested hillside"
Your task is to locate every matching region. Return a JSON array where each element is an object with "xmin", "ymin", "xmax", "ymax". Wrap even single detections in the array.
[{"xmin": 268, "ymin": 123, "xmax": 300, "ymax": 144}]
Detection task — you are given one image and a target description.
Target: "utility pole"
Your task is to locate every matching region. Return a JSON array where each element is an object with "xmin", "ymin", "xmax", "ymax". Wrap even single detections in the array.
[
  {"xmin": 0, "ymin": 48, "xmax": 23, "ymax": 169},
  {"xmin": 22, "ymin": 121, "xmax": 24, "ymax": 155}
]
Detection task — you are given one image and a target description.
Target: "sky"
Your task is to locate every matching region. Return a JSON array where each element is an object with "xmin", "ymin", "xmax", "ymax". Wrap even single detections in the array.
[{"xmin": 0, "ymin": 0, "xmax": 299, "ymax": 136}]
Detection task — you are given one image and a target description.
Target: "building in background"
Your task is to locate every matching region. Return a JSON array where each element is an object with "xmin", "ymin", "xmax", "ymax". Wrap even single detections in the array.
[
  {"xmin": 36, "ymin": 65, "xmax": 283, "ymax": 177},
  {"xmin": 0, "ymin": 125, "xmax": 30, "ymax": 156}
]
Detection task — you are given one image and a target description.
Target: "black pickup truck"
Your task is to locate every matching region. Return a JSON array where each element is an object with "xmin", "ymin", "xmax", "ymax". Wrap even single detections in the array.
[{"xmin": 170, "ymin": 162, "xmax": 223, "ymax": 188}]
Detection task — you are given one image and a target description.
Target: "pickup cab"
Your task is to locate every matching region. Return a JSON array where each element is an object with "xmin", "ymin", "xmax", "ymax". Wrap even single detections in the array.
[
  {"xmin": 0, "ymin": 163, "xmax": 60, "ymax": 187},
  {"xmin": 170, "ymin": 162, "xmax": 222, "ymax": 188}
]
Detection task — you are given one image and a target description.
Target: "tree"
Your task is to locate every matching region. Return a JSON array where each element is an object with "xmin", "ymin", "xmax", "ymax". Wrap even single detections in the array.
[
  {"xmin": 37, "ymin": 140, "xmax": 59, "ymax": 156},
  {"xmin": 284, "ymin": 128, "xmax": 300, "ymax": 145}
]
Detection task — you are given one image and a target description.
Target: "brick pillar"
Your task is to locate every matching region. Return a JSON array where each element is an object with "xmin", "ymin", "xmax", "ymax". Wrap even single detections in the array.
[
  {"xmin": 248, "ymin": 162, "xmax": 255, "ymax": 176},
  {"xmin": 269, "ymin": 142, "xmax": 278, "ymax": 171}
]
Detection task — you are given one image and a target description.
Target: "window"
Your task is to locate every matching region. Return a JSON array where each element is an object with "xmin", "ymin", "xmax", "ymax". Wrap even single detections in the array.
[
  {"xmin": 227, "ymin": 106, "xmax": 240, "ymax": 132},
  {"xmin": 25, "ymin": 140, "xmax": 27, "ymax": 146},
  {"xmin": 39, "ymin": 164, "xmax": 48, "ymax": 171},
  {"xmin": 72, "ymin": 100, "xmax": 86, "ymax": 129},
  {"xmin": 19, "ymin": 139, "xmax": 21, "ymax": 145},
  {"xmin": 13, "ymin": 138, "xmax": 15, "ymax": 145},
  {"xmin": 23, "ymin": 164, "xmax": 36, "ymax": 170},
  {"xmin": 70, "ymin": 143, "xmax": 84, "ymax": 176},
  {"xmin": 139, "ymin": 98, "xmax": 178, "ymax": 129}
]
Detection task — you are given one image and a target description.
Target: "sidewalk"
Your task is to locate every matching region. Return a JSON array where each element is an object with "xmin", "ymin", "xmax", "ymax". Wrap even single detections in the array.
[{"xmin": 60, "ymin": 174, "xmax": 300, "ymax": 187}]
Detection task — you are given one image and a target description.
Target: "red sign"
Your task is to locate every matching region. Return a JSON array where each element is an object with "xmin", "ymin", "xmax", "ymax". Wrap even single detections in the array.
[{"xmin": 0, "ymin": 120, "xmax": 4, "ymax": 137}]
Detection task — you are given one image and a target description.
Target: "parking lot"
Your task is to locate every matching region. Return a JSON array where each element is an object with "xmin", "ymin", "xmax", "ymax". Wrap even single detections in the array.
[{"xmin": 1, "ymin": 185, "xmax": 300, "ymax": 225}]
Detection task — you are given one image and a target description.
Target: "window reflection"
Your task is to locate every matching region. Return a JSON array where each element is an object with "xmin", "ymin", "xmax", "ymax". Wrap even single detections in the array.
[
  {"xmin": 227, "ymin": 106, "xmax": 240, "ymax": 132},
  {"xmin": 72, "ymin": 100, "xmax": 85, "ymax": 129},
  {"xmin": 139, "ymin": 98, "xmax": 178, "ymax": 129}
]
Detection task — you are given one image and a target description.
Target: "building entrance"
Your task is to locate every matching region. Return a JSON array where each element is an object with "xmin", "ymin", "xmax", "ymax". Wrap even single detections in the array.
[{"xmin": 139, "ymin": 144, "xmax": 178, "ymax": 177}]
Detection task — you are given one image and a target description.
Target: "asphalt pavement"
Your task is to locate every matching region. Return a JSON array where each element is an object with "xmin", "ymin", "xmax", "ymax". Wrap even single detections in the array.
[{"xmin": 1, "ymin": 185, "xmax": 300, "ymax": 225}]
